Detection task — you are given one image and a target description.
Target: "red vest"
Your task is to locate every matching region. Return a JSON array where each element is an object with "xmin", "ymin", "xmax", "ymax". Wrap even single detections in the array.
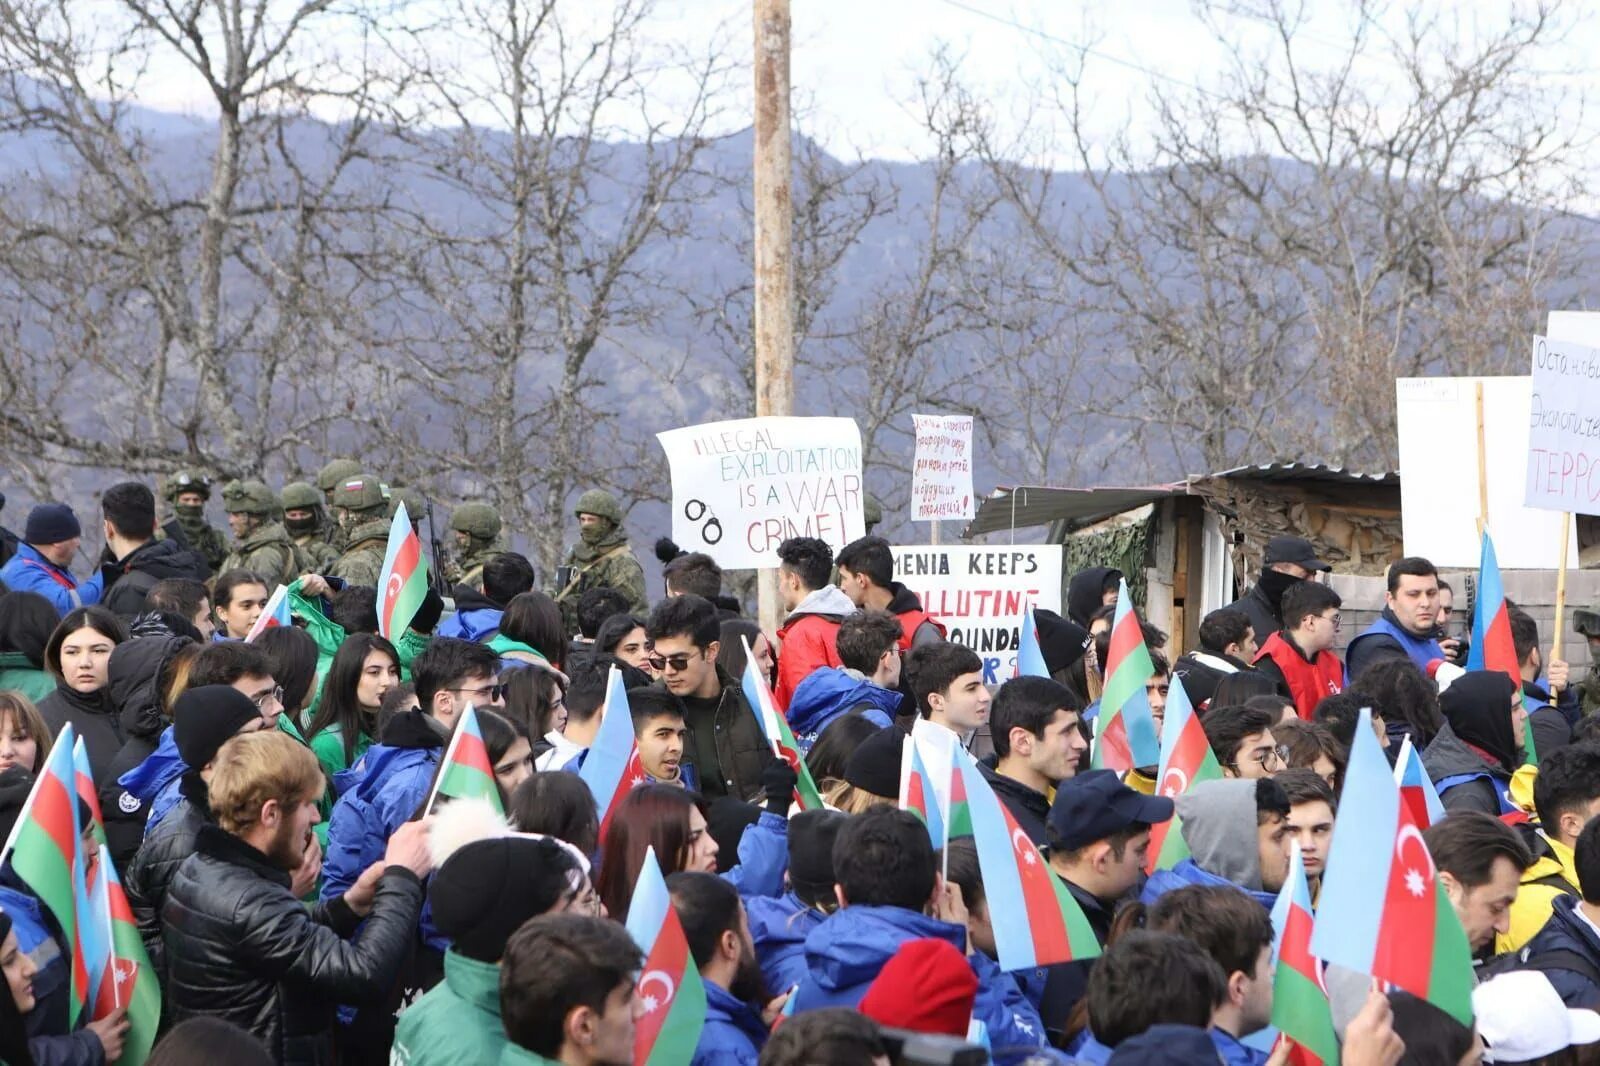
[
  {"xmin": 895, "ymin": 609, "xmax": 948, "ymax": 651},
  {"xmin": 1254, "ymin": 632, "xmax": 1344, "ymax": 719}
]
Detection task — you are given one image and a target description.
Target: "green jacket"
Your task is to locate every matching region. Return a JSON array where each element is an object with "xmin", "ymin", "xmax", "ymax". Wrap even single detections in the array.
[
  {"xmin": 221, "ymin": 521, "xmax": 314, "ymax": 586},
  {"xmin": 0, "ymin": 653, "xmax": 54, "ymax": 703},
  {"xmin": 392, "ymin": 951, "xmax": 510, "ymax": 1066},
  {"xmin": 309, "ymin": 723, "xmax": 374, "ymax": 785},
  {"xmin": 329, "ymin": 519, "xmax": 390, "ymax": 587},
  {"xmin": 555, "ymin": 531, "xmax": 647, "ymax": 633}
]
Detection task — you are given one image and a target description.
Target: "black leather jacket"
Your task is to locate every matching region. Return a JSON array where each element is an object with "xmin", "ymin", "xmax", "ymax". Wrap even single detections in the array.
[
  {"xmin": 124, "ymin": 774, "xmax": 209, "ymax": 983},
  {"xmin": 162, "ymin": 824, "xmax": 422, "ymax": 1066}
]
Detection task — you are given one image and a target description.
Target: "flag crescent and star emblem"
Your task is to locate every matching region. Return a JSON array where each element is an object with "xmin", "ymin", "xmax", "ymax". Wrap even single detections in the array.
[
  {"xmin": 1161, "ymin": 767, "xmax": 1189, "ymax": 797},
  {"xmin": 638, "ymin": 970, "xmax": 676, "ymax": 1015},
  {"xmin": 1010, "ymin": 826, "xmax": 1037, "ymax": 866},
  {"xmin": 1394, "ymin": 823, "xmax": 1434, "ymax": 898}
]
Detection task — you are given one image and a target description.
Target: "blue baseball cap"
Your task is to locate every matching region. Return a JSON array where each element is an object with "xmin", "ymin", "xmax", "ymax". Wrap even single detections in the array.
[{"xmin": 1047, "ymin": 769, "xmax": 1174, "ymax": 851}]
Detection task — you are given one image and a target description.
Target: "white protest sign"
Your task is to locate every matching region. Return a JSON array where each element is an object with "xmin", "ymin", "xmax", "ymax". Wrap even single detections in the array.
[
  {"xmin": 656, "ymin": 417, "xmax": 865, "ymax": 570},
  {"xmin": 910, "ymin": 413, "xmax": 975, "ymax": 521},
  {"xmin": 891, "ymin": 544, "xmax": 1063, "ymax": 684},
  {"xmin": 1396, "ymin": 376, "xmax": 1575, "ymax": 568},
  {"xmin": 1525, "ymin": 334, "xmax": 1600, "ymax": 515}
]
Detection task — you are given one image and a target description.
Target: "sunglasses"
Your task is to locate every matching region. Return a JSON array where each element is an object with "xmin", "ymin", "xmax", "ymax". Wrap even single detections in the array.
[
  {"xmin": 646, "ymin": 651, "xmax": 704, "ymax": 673},
  {"xmin": 451, "ymin": 683, "xmax": 507, "ymax": 703}
]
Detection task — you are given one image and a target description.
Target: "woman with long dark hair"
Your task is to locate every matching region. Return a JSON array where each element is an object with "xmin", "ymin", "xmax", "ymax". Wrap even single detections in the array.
[
  {"xmin": 497, "ymin": 591, "xmax": 567, "ymax": 669},
  {"xmin": 0, "ymin": 909, "xmax": 39, "ymax": 1066},
  {"xmin": 304, "ymin": 632, "xmax": 400, "ymax": 782},
  {"xmin": 595, "ymin": 785, "xmax": 718, "ymax": 921},
  {"xmin": 36, "ymin": 605, "xmax": 128, "ymax": 778}
]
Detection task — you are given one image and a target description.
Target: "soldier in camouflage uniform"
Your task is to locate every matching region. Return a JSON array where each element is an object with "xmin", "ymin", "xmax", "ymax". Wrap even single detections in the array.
[
  {"xmin": 554, "ymin": 489, "xmax": 647, "ymax": 634},
  {"xmin": 1571, "ymin": 609, "xmax": 1600, "ymax": 718},
  {"xmin": 316, "ymin": 458, "xmax": 364, "ymax": 553},
  {"xmin": 388, "ymin": 485, "xmax": 426, "ymax": 533},
  {"xmin": 162, "ymin": 470, "xmax": 229, "ymax": 575},
  {"xmin": 445, "ymin": 502, "xmax": 502, "ymax": 591},
  {"xmin": 220, "ymin": 480, "xmax": 316, "ymax": 586},
  {"xmin": 281, "ymin": 481, "xmax": 341, "ymax": 572},
  {"xmin": 328, "ymin": 474, "xmax": 392, "ymax": 587}
]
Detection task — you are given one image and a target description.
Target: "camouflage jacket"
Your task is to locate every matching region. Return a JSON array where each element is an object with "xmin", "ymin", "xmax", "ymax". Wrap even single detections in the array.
[
  {"xmin": 329, "ymin": 519, "xmax": 391, "ymax": 588},
  {"xmin": 220, "ymin": 522, "xmax": 316, "ymax": 586},
  {"xmin": 555, "ymin": 533, "xmax": 647, "ymax": 633},
  {"xmin": 293, "ymin": 534, "xmax": 342, "ymax": 573},
  {"xmin": 444, "ymin": 546, "xmax": 499, "ymax": 592},
  {"xmin": 160, "ymin": 516, "xmax": 230, "ymax": 574}
]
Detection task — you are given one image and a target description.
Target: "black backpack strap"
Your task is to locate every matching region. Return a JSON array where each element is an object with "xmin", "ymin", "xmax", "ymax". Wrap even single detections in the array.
[{"xmin": 1522, "ymin": 948, "xmax": 1600, "ymax": 987}]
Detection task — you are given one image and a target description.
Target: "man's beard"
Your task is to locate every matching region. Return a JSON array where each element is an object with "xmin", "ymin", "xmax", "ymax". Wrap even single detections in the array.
[
  {"xmin": 266, "ymin": 817, "xmax": 310, "ymax": 871},
  {"xmin": 728, "ymin": 943, "xmax": 769, "ymax": 1007}
]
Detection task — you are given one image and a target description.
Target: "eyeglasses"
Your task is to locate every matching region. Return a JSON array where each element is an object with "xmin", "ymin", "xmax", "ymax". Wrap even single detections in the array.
[
  {"xmin": 451, "ymin": 683, "xmax": 507, "ymax": 703},
  {"xmin": 1254, "ymin": 744, "xmax": 1290, "ymax": 770},
  {"xmin": 646, "ymin": 651, "xmax": 704, "ymax": 673},
  {"xmin": 252, "ymin": 686, "xmax": 285, "ymax": 710},
  {"xmin": 1321, "ymin": 613, "xmax": 1343, "ymax": 631}
]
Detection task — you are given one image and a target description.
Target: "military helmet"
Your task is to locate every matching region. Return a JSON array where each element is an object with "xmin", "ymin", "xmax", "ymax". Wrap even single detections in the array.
[
  {"xmin": 388, "ymin": 485, "xmax": 425, "ymax": 522},
  {"xmin": 331, "ymin": 474, "xmax": 388, "ymax": 513},
  {"xmin": 316, "ymin": 458, "xmax": 364, "ymax": 495},
  {"xmin": 451, "ymin": 502, "xmax": 502, "ymax": 541},
  {"xmin": 280, "ymin": 481, "xmax": 323, "ymax": 512},
  {"xmin": 168, "ymin": 469, "xmax": 213, "ymax": 501},
  {"xmin": 221, "ymin": 479, "xmax": 279, "ymax": 516},
  {"xmin": 573, "ymin": 489, "xmax": 622, "ymax": 524}
]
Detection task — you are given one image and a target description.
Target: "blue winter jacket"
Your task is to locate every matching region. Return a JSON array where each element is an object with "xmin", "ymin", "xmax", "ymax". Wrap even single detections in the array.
[
  {"xmin": 117, "ymin": 726, "xmax": 188, "ymax": 836},
  {"xmin": 1140, "ymin": 858, "xmax": 1277, "ymax": 911},
  {"xmin": 1211, "ymin": 1028, "xmax": 1271, "ymax": 1065},
  {"xmin": 691, "ymin": 982, "xmax": 768, "ymax": 1066},
  {"xmin": 0, "ymin": 543, "xmax": 103, "ymax": 617},
  {"xmin": 784, "ymin": 668, "xmax": 899, "ymax": 752},
  {"xmin": 746, "ymin": 892, "xmax": 824, "ymax": 994},
  {"xmin": 791, "ymin": 904, "xmax": 1046, "ymax": 1059},
  {"xmin": 969, "ymin": 952, "xmax": 1049, "ymax": 1060},
  {"xmin": 0, "ymin": 882, "xmax": 105, "ymax": 1066},
  {"xmin": 436, "ymin": 606, "xmax": 502, "ymax": 643},
  {"xmin": 1521, "ymin": 894, "xmax": 1600, "ymax": 1009}
]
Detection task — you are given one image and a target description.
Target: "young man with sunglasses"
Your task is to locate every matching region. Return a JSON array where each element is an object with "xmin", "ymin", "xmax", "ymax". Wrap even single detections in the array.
[{"xmin": 645, "ymin": 594, "xmax": 775, "ymax": 803}]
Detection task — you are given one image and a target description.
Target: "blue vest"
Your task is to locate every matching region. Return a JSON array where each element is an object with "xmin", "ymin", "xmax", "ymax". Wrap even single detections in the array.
[
  {"xmin": 1435, "ymin": 770, "xmax": 1518, "ymax": 815},
  {"xmin": 1348, "ymin": 616, "xmax": 1444, "ymax": 673}
]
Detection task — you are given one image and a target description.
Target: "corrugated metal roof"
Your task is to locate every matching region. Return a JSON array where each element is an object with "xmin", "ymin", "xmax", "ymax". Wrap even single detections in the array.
[{"xmin": 1204, "ymin": 462, "xmax": 1398, "ymax": 486}]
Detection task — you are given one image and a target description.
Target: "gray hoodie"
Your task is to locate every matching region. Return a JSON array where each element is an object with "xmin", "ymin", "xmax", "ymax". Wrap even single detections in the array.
[{"xmin": 1176, "ymin": 778, "xmax": 1264, "ymax": 890}]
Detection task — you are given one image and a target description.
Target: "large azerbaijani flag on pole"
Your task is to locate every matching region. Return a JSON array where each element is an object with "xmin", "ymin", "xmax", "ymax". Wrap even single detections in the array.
[
  {"xmin": 625, "ymin": 846, "xmax": 706, "ymax": 1065},
  {"xmin": 1145, "ymin": 675, "xmax": 1223, "ymax": 874},
  {"xmin": 1092, "ymin": 578, "xmax": 1161, "ymax": 772},
  {"xmin": 377, "ymin": 502, "xmax": 428, "ymax": 641},
  {"xmin": 1466, "ymin": 527, "xmax": 1535, "ymax": 765},
  {"xmin": 1310, "ymin": 707, "xmax": 1475, "ymax": 1025},
  {"xmin": 741, "ymin": 637, "xmax": 824, "ymax": 810},
  {"xmin": 952, "ymin": 745, "xmax": 1100, "ymax": 970},
  {"xmin": 425, "ymin": 705, "xmax": 503, "ymax": 814},
  {"xmin": 1016, "ymin": 604, "xmax": 1050, "ymax": 678},
  {"xmin": 579, "ymin": 666, "xmax": 645, "ymax": 842},
  {"xmin": 1270, "ymin": 842, "xmax": 1339, "ymax": 1066}
]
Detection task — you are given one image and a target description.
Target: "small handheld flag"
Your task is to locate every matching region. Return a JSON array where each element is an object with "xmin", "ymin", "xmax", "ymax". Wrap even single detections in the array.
[
  {"xmin": 1393, "ymin": 735, "xmax": 1446, "ymax": 830},
  {"xmin": 102, "ymin": 849, "xmax": 159, "ymax": 1065},
  {"xmin": 1270, "ymin": 842, "xmax": 1339, "ymax": 1066},
  {"xmin": 377, "ymin": 503, "xmax": 428, "ymax": 641},
  {"xmin": 71, "ymin": 738, "xmax": 107, "ymax": 849},
  {"xmin": 1310, "ymin": 707, "xmax": 1475, "ymax": 1025},
  {"xmin": 244, "ymin": 584, "xmax": 292, "ymax": 643},
  {"xmin": 579, "ymin": 667, "xmax": 645, "ymax": 841},
  {"xmin": 1145, "ymin": 675, "xmax": 1223, "ymax": 874},
  {"xmin": 741, "ymin": 637, "xmax": 824, "ymax": 810},
  {"xmin": 1016, "ymin": 604, "xmax": 1050, "ymax": 678},
  {"xmin": 1467, "ymin": 528, "xmax": 1534, "ymax": 765},
  {"xmin": 425, "ymin": 705, "xmax": 503, "ymax": 815},
  {"xmin": 899, "ymin": 734, "xmax": 948, "ymax": 850},
  {"xmin": 625, "ymin": 846, "xmax": 707, "ymax": 1065},
  {"xmin": 1092, "ymin": 578, "xmax": 1160, "ymax": 772}
]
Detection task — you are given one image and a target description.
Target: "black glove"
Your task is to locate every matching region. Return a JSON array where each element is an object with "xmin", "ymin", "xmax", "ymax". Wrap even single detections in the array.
[
  {"xmin": 409, "ymin": 586, "xmax": 445, "ymax": 634},
  {"xmin": 761, "ymin": 759, "xmax": 798, "ymax": 817}
]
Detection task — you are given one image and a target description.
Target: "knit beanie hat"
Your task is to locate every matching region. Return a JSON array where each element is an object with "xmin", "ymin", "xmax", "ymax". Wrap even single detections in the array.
[
  {"xmin": 173, "ymin": 686, "xmax": 262, "ymax": 769},
  {"xmin": 844, "ymin": 727, "xmax": 905, "ymax": 799},
  {"xmin": 788, "ymin": 808, "xmax": 846, "ymax": 904},
  {"xmin": 858, "ymin": 938, "xmax": 977, "ymax": 1037},
  {"xmin": 24, "ymin": 503, "xmax": 80, "ymax": 546},
  {"xmin": 430, "ymin": 835, "xmax": 583, "ymax": 963}
]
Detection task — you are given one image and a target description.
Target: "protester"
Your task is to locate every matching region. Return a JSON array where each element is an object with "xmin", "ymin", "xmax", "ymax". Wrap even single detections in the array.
[
  {"xmin": 1172, "ymin": 606, "xmax": 1258, "ymax": 709},
  {"xmin": 497, "ymin": 913, "xmax": 643, "ymax": 1066},
  {"xmin": 1250, "ymin": 580, "xmax": 1346, "ymax": 719},
  {"xmin": 572, "ymin": 587, "xmax": 631, "ymax": 661},
  {"xmin": 1314, "ymin": 691, "xmax": 1389, "ymax": 755},
  {"xmin": 502, "ymin": 665, "xmax": 566, "ymax": 763},
  {"xmin": 981, "ymin": 675, "xmax": 1088, "ymax": 844},
  {"xmin": 553, "ymin": 489, "xmax": 648, "ymax": 634},
  {"xmin": 826, "ymin": 726, "xmax": 901, "ymax": 814},
  {"xmin": 253, "ymin": 625, "xmax": 319, "ymax": 729},
  {"xmin": 593, "ymin": 613, "xmax": 652, "ymax": 676},
  {"xmin": 537, "ymin": 656, "xmax": 607, "ymax": 772},
  {"xmin": 507, "ymin": 770, "xmax": 601, "ymax": 857},
  {"xmin": 593, "ymin": 785, "xmax": 718, "ymax": 919},
  {"xmin": 857, "ymin": 937, "xmax": 977, "ymax": 1040},
  {"xmin": 1425, "ymin": 811, "xmax": 1532, "ymax": 958},
  {"xmin": 1426, "ymin": 671, "xmax": 1526, "ymax": 816},
  {"xmin": 496, "ymin": 590, "xmax": 569, "ymax": 670},
  {"xmin": 834, "ymin": 536, "xmax": 946, "ymax": 649},
  {"xmin": 746, "ymin": 808, "xmax": 846, "ymax": 995},
  {"xmin": 772, "ymin": 536, "xmax": 856, "ymax": 708},
  {"xmin": 1472, "ymin": 970, "xmax": 1600, "ymax": 1063},
  {"xmin": 211, "ymin": 571, "xmax": 272, "ymax": 643},
  {"xmin": 0, "ymin": 591, "xmax": 59, "ymax": 702},
  {"xmin": 304, "ymin": 633, "xmax": 401, "ymax": 783},
  {"xmin": 437, "ymin": 551, "xmax": 536, "ymax": 642},
  {"xmin": 1510, "ymin": 605, "xmax": 1577, "ymax": 758},
  {"xmin": 1141, "ymin": 777, "xmax": 1291, "ymax": 909},
  {"xmin": 669, "ymin": 872, "xmax": 775, "ymax": 1065},
  {"xmin": 1347, "ymin": 657, "xmax": 1444, "ymax": 751},
  {"xmin": 756, "ymin": 1008, "xmax": 888, "ymax": 1066},
  {"xmin": 804, "ymin": 711, "xmax": 886, "ymax": 792},
  {"xmin": 1345, "ymin": 556, "xmax": 1455, "ymax": 680},
  {"xmin": 663, "ymin": 550, "xmax": 724, "ymax": 600},
  {"xmin": 95, "ymin": 634, "xmax": 195, "ymax": 843},
  {"xmin": 906, "ymin": 641, "xmax": 990, "ymax": 757},
  {"xmin": 1067, "ymin": 566, "xmax": 1122, "ymax": 628},
  {"xmin": 37, "ymin": 604, "xmax": 127, "ymax": 777},
  {"xmin": 784, "ymin": 608, "xmax": 904, "ymax": 752},
  {"xmin": 717, "ymin": 619, "xmax": 775, "ymax": 691},
  {"xmin": 1503, "ymin": 743, "xmax": 1600, "ymax": 952},
  {"xmin": 626, "ymin": 686, "xmax": 695, "ymax": 789},
  {"xmin": 1383, "ymin": 993, "xmax": 1477, "ymax": 1066},
  {"xmin": 144, "ymin": 1017, "xmax": 274, "ymax": 1066},
  {"xmin": 1276, "ymin": 768, "xmax": 1336, "ymax": 891},
  {"xmin": 1521, "ymin": 816, "xmax": 1600, "ymax": 1008},
  {"xmin": 0, "ymin": 503, "xmax": 107, "ymax": 616},
  {"xmin": 1272, "ymin": 718, "xmax": 1346, "ymax": 791},
  {"xmin": 0, "ymin": 691, "xmax": 46, "ymax": 774},
  {"xmin": 162, "ymin": 731, "xmax": 431, "ymax": 1064},
  {"xmin": 476, "ymin": 708, "xmax": 534, "ymax": 801},
  {"xmin": 1075, "ymin": 930, "xmax": 1226, "ymax": 1062},
  {"xmin": 99, "ymin": 483, "xmax": 208, "ymax": 619},
  {"xmin": 1225, "ymin": 537, "xmax": 1328, "ymax": 647},
  {"xmin": 1202, "ymin": 704, "xmax": 1285, "ymax": 780}
]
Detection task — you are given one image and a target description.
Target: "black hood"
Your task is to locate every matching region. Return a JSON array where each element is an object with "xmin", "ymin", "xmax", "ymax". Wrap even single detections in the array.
[
  {"xmin": 108, "ymin": 634, "xmax": 193, "ymax": 740},
  {"xmin": 119, "ymin": 537, "xmax": 208, "ymax": 582},
  {"xmin": 451, "ymin": 584, "xmax": 501, "ymax": 613},
  {"xmin": 886, "ymin": 582, "xmax": 926, "ymax": 615},
  {"xmin": 1067, "ymin": 566, "xmax": 1122, "ymax": 626},
  {"xmin": 1440, "ymin": 670, "xmax": 1521, "ymax": 773},
  {"xmin": 1251, "ymin": 568, "xmax": 1304, "ymax": 625},
  {"xmin": 378, "ymin": 708, "xmax": 449, "ymax": 750}
]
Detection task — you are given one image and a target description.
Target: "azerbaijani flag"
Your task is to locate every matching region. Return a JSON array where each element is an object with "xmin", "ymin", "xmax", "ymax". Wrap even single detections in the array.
[
  {"xmin": 948, "ymin": 749, "xmax": 973, "ymax": 839},
  {"xmin": 899, "ymin": 734, "xmax": 947, "ymax": 849},
  {"xmin": 377, "ymin": 502, "xmax": 428, "ymax": 641},
  {"xmin": 244, "ymin": 584, "xmax": 292, "ymax": 643},
  {"xmin": 84, "ymin": 843, "xmax": 116, "ymax": 1022},
  {"xmin": 1309, "ymin": 708, "xmax": 1475, "ymax": 1026},
  {"xmin": 1145, "ymin": 675, "xmax": 1222, "ymax": 874},
  {"xmin": 0, "ymin": 726, "xmax": 90, "ymax": 1015},
  {"xmin": 952, "ymin": 746, "xmax": 1100, "ymax": 970},
  {"xmin": 1091, "ymin": 578, "xmax": 1160, "ymax": 772},
  {"xmin": 741, "ymin": 637, "xmax": 824, "ymax": 811},
  {"xmin": 71, "ymin": 738, "xmax": 107, "ymax": 849},
  {"xmin": 1466, "ymin": 528, "xmax": 1534, "ymax": 765},
  {"xmin": 1016, "ymin": 604, "xmax": 1050, "ymax": 678},
  {"xmin": 580, "ymin": 667, "xmax": 644, "ymax": 842},
  {"xmin": 425, "ymin": 704, "xmax": 502, "ymax": 815},
  {"xmin": 1393, "ymin": 735, "xmax": 1446, "ymax": 830},
  {"xmin": 1270, "ymin": 841, "xmax": 1339, "ymax": 1066},
  {"xmin": 102, "ymin": 848, "xmax": 159, "ymax": 1066},
  {"xmin": 626, "ymin": 846, "xmax": 707, "ymax": 1065}
]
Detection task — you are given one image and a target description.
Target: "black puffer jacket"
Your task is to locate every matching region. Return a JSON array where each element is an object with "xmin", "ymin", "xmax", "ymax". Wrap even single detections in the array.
[
  {"xmin": 124, "ymin": 773, "xmax": 210, "ymax": 983},
  {"xmin": 102, "ymin": 539, "xmax": 208, "ymax": 619},
  {"xmin": 99, "ymin": 634, "xmax": 192, "ymax": 869},
  {"xmin": 163, "ymin": 824, "xmax": 423, "ymax": 1066}
]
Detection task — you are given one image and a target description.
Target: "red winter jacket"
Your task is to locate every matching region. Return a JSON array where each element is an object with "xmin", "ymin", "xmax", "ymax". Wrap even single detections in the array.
[
  {"xmin": 775, "ymin": 587, "xmax": 857, "ymax": 710},
  {"xmin": 1253, "ymin": 632, "xmax": 1346, "ymax": 720}
]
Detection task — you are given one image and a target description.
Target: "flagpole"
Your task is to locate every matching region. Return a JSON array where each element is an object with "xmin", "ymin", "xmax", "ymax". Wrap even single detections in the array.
[
  {"xmin": 1475, "ymin": 380, "xmax": 1489, "ymax": 537},
  {"xmin": 423, "ymin": 707, "xmax": 470, "ymax": 816},
  {"xmin": 100, "ymin": 846, "xmax": 121, "ymax": 1012},
  {"xmin": 1553, "ymin": 511, "xmax": 1572, "ymax": 694}
]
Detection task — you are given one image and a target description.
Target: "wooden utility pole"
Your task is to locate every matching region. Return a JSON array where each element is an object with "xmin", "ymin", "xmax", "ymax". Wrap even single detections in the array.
[{"xmin": 753, "ymin": 0, "xmax": 794, "ymax": 634}]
